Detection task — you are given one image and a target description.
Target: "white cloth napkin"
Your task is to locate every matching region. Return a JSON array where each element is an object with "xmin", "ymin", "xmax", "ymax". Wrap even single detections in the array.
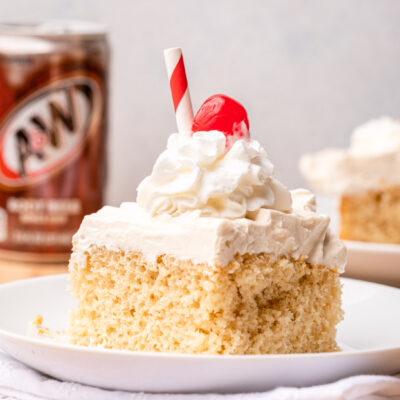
[{"xmin": 0, "ymin": 352, "xmax": 399, "ymax": 400}]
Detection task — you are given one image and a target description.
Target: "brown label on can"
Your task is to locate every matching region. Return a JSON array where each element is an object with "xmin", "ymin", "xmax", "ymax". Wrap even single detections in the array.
[
  {"xmin": 0, "ymin": 75, "xmax": 102, "ymax": 189},
  {"xmin": 0, "ymin": 71, "xmax": 106, "ymax": 260}
]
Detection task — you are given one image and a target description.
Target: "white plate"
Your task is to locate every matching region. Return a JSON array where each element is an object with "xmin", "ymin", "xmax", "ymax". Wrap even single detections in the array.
[
  {"xmin": 345, "ymin": 240, "xmax": 400, "ymax": 287},
  {"xmin": 0, "ymin": 274, "xmax": 399, "ymax": 393}
]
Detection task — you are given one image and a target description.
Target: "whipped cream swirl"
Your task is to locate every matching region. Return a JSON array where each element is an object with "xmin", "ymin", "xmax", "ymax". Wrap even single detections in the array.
[
  {"xmin": 350, "ymin": 117, "xmax": 400, "ymax": 156},
  {"xmin": 137, "ymin": 131, "xmax": 292, "ymax": 218}
]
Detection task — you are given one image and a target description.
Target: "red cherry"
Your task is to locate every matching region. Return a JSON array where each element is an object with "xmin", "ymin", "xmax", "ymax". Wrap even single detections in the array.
[{"xmin": 192, "ymin": 94, "xmax": 250, "ymax": 145}]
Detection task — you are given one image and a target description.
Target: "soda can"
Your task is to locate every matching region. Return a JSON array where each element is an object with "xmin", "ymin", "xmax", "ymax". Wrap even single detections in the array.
[{"xmin": 0, "ymin": 21, "xmax": 109, "ymax": 262}]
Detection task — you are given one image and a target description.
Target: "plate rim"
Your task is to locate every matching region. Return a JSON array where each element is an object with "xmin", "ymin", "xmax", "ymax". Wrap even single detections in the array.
[
  {"xmin": 0, "ymin": 273, "xmax": 399, "ymax": 361},
  {"xmin": 344, "ymin": 239, "xmax": 400, "ymax": 254}
]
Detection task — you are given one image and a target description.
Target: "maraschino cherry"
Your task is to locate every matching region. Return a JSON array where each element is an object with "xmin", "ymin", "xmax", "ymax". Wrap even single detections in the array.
[{"xmin": 192, "ymin": 95, "xmax": 250, "ymax": 146}]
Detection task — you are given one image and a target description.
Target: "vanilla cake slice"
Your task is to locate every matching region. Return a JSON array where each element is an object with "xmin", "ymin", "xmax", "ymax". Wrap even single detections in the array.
[
  {"xmin": 68, "ymin": 129, "xmax": 346, "ymax": 354},
  {"xmin": 300, "ymin": 117, "xmax": 400, "ymax": 244}
]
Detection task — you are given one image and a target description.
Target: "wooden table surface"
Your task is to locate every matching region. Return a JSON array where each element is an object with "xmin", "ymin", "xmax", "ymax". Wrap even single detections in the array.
[{"xmin": 0, "ymin": 258, "xmax": 67, "ymax": 284}]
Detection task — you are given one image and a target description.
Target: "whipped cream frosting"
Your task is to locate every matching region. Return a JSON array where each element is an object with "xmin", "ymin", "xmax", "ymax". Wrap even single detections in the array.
[
  {"xmin": 137, "ymin": 131, "xmax": 292, "ymax": 218},
  {"xmin": 71, "ymin": 131, "xmax": 346, "ymax": 272},
  {"xmin": 300, "ymin": 117, "xmax": 400, "ymax": 195},
  {"xmin": 71, "ymin": 129, "xmax": 345, "ymax": 272},
  {"xmin": 71, "ymin": 189, "xmax": 346, "ymax": 272}
]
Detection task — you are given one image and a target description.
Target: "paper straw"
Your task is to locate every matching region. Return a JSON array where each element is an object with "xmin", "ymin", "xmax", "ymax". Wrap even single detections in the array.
[{"xmin": 164, "ymin": 47, "xmax": 194, "ymax": 132}]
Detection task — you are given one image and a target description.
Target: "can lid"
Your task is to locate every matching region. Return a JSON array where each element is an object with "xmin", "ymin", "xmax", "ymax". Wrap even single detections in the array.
[
  {"xmin": 0, "ymin": 35, "xmax": 55, "ymax": 55},
  {"xmin": 0, "ymin": 20, "xmax": 107, "ymax": 40}
]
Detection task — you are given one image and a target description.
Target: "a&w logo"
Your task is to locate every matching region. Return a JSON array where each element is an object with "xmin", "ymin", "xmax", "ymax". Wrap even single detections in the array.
[{"xmin": 0, "ymin": 75, "xmax": 102, "ymax": 189}]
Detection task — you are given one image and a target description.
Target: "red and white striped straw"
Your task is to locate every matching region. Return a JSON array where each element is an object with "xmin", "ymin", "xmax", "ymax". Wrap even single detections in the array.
[{"xmin": 164, "ymin": 47, "xmax": 194, "ymax": 133}]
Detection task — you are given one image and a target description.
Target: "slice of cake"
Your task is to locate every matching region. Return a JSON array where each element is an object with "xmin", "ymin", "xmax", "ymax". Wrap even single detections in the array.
[
  {"xmin": 300, "ymin": 117, "xmax": 400, "ymax": 244},
  {"xmin": 68, "ymin": 95, "xmax": 346, "ymax": 354}
]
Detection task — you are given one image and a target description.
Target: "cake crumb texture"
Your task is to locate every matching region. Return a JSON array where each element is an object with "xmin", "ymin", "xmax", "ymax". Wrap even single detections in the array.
[
  {"xmin": 68, "ymin": 247, "xmax": 342, "ymax": 354},
  {"xmin": 340, "ymin": 186, "xmax": 400, "ymax": 243}
]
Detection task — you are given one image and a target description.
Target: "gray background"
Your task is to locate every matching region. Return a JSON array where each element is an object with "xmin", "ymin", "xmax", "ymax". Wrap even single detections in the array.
[{"xmin": 2, "ymin": 0, "xmax": 400, "ymax": 205}]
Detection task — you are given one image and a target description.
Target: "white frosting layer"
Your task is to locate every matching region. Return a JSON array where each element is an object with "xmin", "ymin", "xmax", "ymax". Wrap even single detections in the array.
[
  {"xmin": 71, "ymin": 189, "xmax": 346, "ymax": 273},
  {"xmin": 137, "ymin": 131, "xmax": 292, "ymax": 218},
  {"xmin": 300, "ymin": 117, "xmax": 400, "ymax": 195}
]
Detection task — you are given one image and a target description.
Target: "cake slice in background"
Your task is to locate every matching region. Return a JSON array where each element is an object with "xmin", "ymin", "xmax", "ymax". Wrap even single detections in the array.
[{"xmin": 300, "ymin": 117, "xmax": 400, "ymax": 244}]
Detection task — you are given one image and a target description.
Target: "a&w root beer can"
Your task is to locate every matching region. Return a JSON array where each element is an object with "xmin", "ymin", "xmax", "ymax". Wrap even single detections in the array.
[{"xmin": 0, "ymin": 22, "xmax": 108, "ymax": 262}]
